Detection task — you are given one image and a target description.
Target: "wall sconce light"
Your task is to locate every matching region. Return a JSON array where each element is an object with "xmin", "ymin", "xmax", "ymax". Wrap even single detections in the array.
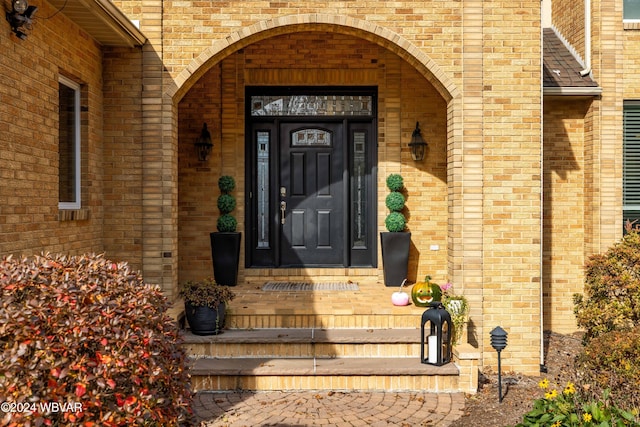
[
  {"xmin": 409, "ymin": 121, "xmax": 428, "ymax": 161},
  {"xmin": 195, "ymin": 123, "xmax": 213, "ymax": 162},
  {"xmin": 5, "ymin": 0, "xmax": 38, "ymax": 40}
]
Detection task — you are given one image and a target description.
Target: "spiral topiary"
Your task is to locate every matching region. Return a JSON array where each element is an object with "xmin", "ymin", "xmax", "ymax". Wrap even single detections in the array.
[
  {"xmin": 384, "ymin": 174, "xmax": 407, "ymax": 232},
  {"xmin": 216, "ymin": 176, "xmax": 237, "ymax": 232}
]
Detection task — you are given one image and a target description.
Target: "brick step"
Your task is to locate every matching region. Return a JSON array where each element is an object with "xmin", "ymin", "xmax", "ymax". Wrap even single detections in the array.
[
  {"xmin": 226, "ymin": 312, "xmax": 425, "ymax": 330},
  {"xmin": 182, "ymin": 328, "xmax": 423, "ymax": 358},
  {"xmin": 189, "ymin": 356, "xmax": 460, "ymax": 392}
]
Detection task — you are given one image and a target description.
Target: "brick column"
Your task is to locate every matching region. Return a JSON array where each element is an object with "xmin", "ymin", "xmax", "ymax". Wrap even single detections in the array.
[
  {"xmin": 140, "ymin": 1, "xmax": 179, "ymax": 298},
  {"xmin": 448, "ymin": 0, "xmax": 486, "ymax": 353},
  {"xmin": 480, "ymin": 0, "xmax": 542, "ymax": 376}
]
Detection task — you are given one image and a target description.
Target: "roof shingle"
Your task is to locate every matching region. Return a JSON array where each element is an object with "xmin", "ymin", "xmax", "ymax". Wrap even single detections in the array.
[{"xmin": 543, "ymin": 28, "xmax": 599, "ymax": 89}]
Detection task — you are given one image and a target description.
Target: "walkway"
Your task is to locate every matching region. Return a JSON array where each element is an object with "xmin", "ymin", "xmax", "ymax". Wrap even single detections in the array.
[{"xmin": 194, "ymin": 390, "xmax": 465, "ymax": 426}]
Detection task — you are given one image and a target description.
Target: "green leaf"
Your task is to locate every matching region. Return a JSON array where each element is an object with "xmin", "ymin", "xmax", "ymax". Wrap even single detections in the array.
[{"xmin": 618, "ymin": 410, "xmax": 636, "ymax": 421}]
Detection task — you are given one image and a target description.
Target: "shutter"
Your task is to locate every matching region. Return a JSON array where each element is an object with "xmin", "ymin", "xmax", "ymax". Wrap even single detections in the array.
[{"xmin": 624, "ymin": 103, "xmax": 640, "ymax": 224}]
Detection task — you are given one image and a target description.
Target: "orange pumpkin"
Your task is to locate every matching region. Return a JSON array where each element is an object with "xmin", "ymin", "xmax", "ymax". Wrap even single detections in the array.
[{"xmin": 411, "ymin": 276, "xmax": 442, "ymax": 307}]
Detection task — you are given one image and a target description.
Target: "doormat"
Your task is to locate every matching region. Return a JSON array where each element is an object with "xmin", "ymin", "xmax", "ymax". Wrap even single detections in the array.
[{"xmin": 262, "ymin": 282, "xmax": 359, "ymax": 291}]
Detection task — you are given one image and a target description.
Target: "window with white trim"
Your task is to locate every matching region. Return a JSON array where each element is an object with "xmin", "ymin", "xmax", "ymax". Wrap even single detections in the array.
[
  {"xmin": 58, "ymin": 76, "xmax": 81, "ymax": 210},
  {"xmin": 624, "ymin": 102, "xmax": 640, "ymax": 226},
  {"xmin": 625, "ymin": 0, "xmax": 640, "ymax": 20}
]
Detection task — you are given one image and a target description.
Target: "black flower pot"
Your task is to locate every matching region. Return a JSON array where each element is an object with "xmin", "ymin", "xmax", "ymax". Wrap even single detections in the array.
[
  {"xmin": 380, "ymin": 231, "xmax": 411, "ymax": 287},
  {"xmin": 210, "ymin": 232, "xmax": 241, "ymax": 286},
  {"xmin": 184, "ymin": 301, "xmax": 226, "ymax": 335}
]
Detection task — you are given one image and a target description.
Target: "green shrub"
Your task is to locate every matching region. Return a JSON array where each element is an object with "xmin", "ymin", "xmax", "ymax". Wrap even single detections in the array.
[
  {"xmin": 575, "ymin": 327, "xmax": 640, "ymax": 411},
  {"xmin": 573, "ymin": 228, "xmax": 640, "ymax": 343},
  {"xmin": 217, "ymin": 194, "xmax": 236, "ymax": 214},
  {"xmin": 218, "ymin": 175, "xmax": 235, "ymax": 193},
  {"xmin": 385, "ymin": 211, "xmax": 406, "ymax": 232},
  {"xmin": 512, "ymin": 379, "xmax": 639, "ymax": 427},
  {"xmin": 217, "ymin": 214, "xmax": 237, "ymax": 232},
  {"xmin": 0, "ymin": 253, "xmax": 194, "ymax": 426},
  {"xmin": 386, "ymin": 174, "xmax": 404, "ymax": 192},
  {"xmin": 385, "ymin": 191, "xmax": 405, "ymax": 212}
]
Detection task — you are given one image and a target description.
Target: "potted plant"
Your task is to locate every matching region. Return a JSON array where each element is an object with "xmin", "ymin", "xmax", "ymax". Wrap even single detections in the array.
[
  {"xmin": 380, "ymin": 173, "xmax": 411, "ymax": 286},
  {"xmin": 180, "ymin": 278, "xmax": 236, "ymax": 335},
  {"xmin": 440, "ymin": 282, "xmax": 469, "ymax": 345},
  {"xmin": 210, "ymin": 175, "xmax": 241, "ymax": 286}
]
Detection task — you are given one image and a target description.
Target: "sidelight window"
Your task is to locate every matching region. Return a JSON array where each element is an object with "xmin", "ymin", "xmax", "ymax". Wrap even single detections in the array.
[
  {"xmin": 257, "ymin": 131, "xmax": 270, "ymax": 248},
  {"xmin": 352, "ymin": 131, "xmax": 367, "ymax": 248}
]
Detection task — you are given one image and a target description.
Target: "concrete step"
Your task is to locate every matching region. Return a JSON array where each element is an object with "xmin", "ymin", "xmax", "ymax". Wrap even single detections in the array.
[
  {"xmin": 190, "ymin": 356, "xmax": 460, "ymax": 392},
  {"xmin": 182, "ymin": 328, "xmax": 423, "ymax": 358},
  {"xmin": 184, "ymin": 328, "xmax": 462, "ymax": 392}
]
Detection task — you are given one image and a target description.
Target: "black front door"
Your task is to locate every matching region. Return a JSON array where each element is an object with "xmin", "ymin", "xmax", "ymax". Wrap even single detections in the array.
[
  {"xmin": 246, "ymin": 88, "xmax": 378, "ymax": 269},
  {"xmin": 279, "ymin": 123, "xmax": 345, "ymax": 266}
]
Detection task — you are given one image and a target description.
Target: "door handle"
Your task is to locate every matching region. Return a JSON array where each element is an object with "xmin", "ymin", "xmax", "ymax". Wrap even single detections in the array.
[{"xmin": 280, "ymin": 201, "xmax": 287, "ymax": 224}]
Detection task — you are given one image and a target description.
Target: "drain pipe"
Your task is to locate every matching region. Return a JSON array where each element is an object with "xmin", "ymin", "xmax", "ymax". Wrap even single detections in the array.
[
  {"xmin": 539, "ymin": 1, "xmax": 546, "ymax": 374},
  {"xmin": 580, "ymin": 0, "xmax": 592, "ymax": 77}
]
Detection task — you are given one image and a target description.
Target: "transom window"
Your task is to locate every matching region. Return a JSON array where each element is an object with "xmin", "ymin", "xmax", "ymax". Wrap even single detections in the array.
[{"xmin": 250, "ymin": 95, "xmax": 373, "ymax": 117}]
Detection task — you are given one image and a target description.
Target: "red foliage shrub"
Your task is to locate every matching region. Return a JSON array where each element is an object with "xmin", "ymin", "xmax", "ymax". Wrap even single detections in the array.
[
  {"xmin": 0, "ymin": 253, "xmax": 193, "ymax": 426},
  {"xmin": 576, "ymin": 326, "xmax": 640, "ymax": 411}
]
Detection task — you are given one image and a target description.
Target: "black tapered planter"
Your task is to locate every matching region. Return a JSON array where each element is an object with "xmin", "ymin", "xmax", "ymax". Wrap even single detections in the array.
[
  {"xmin": 380, "ymin": 231, "xmax": 411, "ymax": 287},
  {"xmin": 185, "ymin": 301, "xmax": 226, "ymax": 335},
  {"xmin": 210, "ymin": 232, "xmax": 241, "ymax": 286}
]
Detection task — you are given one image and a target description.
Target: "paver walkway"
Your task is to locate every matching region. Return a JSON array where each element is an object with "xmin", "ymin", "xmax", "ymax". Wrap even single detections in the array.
[{"xmin": 194, "ymin": 390, "xmax": 465, "ymax": 426}]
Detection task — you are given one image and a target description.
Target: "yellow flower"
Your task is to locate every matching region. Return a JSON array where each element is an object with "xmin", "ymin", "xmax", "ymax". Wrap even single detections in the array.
[
  {"xmin": 538, "ymin": 378, "xmax": 550, "ymax": 389},
  {"xmin": 544, "ymin": 389, "xmax": 558, "ymax": 400},
  {"xmin": 583, "ymin": 413, "xmax": 592, "ymax": 422},
  {"xmin": 563, "ymin": 382, "xmax": 576, "ymax": 395},
  {"xmin": 551, "ymin": 421, "xmax": 561, "ymax": 427}
]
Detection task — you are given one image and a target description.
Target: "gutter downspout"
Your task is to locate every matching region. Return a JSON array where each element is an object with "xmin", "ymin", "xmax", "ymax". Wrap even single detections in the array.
[
  {"xmin": 580, "ymin": 0, "xmax": 592, "ymax": 77},
  {"xmin": 540, "ymin": 1, "xmax": 546, "ymax": 373}
]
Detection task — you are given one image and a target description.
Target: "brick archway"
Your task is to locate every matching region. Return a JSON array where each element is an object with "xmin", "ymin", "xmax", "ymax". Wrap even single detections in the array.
[
  {"xmin": 166, "ymin": 14, "xmax": 459, "ymax": 103},
  {"xmin": 169, "ymin": 13, "xmax": 472, "ymax": 361}
]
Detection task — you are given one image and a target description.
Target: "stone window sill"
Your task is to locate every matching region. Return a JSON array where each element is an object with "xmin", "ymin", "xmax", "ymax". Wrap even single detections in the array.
[
  {"xmin": 58, "ymin": 209, "xmax": 90, "ymax": 222},
  {"xmin": 624, "ymin": 21, "xmax": 640, "ymax": 30}
]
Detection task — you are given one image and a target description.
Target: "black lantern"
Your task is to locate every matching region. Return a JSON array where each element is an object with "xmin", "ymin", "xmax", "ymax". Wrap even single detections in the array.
[
  {"xmin": 5, "ymin": 0, "xmax": 38, "ymax": 40},
  {"xmin": 490, "ymin": 326, "xmax": 508, "ymax": 403},
  {"xmin": 194, "ymin": 123, "xmax": 213, "ymax": 162},
  {"xmin": 408, "ymin": 122, "xmax": 428, "ymax": 161},
  {"xmin": 420, "ymin": 301, "xmax": 452, "ymax": 366}
]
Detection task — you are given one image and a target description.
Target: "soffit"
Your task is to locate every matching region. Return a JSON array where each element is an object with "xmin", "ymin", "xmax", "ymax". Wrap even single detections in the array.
[{"xmin": 47, "ymin": 0, "xmax": 146, "ymax": 47}]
